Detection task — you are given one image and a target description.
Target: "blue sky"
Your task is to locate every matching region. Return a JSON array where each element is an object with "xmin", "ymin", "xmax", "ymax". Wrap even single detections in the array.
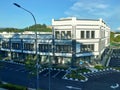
[{"xmin": 0, "ymin": 0, "xmax": 120, "ymax": 31}]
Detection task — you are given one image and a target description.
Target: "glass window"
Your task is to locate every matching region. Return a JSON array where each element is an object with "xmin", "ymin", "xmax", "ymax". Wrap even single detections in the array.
[
  {"xmin": 91, "ymin": 31, "xmax": 95, "ymax": 38},
  {"xmin": 86, "ymin": 31, "xmax": 90, "ymax": 39},
  {"xmin": 24, "ymin": 43, "xmax": 34, "ymax": 51},
  {"xmin": 81, "ymin": 44, "xmax": 94, "ymax": 52},
  {"xmin": 2, "ymin": 41, "xmax": 10, "ymax": 49},
  {"xmin": 91, "ymin": 44, "xmax": 94, "ymax": 51},
  {"xmin": 55, "ymin": 31, "xmax": 60, "ymax": 39},
  {"xmin": 61, "ymin": 31, "xmax": 66, "ymax": 39},
  {"xmin": 39, "ymin": 44, "xmax": 51, "ymax": 52},
  {"xmin": 55, "ymin": 45, "xmax": 71, "ymax": 53},
  {"xmin": 12, "ymin": 43, "xmax": 20, "ymax": 49},
  {"xmin": 81, "ymin": 31, "xmax": 84, "ymax": 39},
  {"xmin": 68, "ymin": 45, "xmax": 72, "ymax": 53},
  {"xmin": 67, "ymin": 31, "xmax": 71, "ymax": 39}
]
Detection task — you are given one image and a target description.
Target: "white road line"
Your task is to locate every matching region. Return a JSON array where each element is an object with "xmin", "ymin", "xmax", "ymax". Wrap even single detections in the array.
[
  {"xmin": 52, "ymin": 70, "xmax": 61, "ymax": 78},
  {"xmin": 66, "ymin": 86, "xmax": 82, "ymax": 90}
]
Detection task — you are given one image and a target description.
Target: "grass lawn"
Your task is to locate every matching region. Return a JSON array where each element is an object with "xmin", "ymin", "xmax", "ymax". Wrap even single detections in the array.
[
  {"xmin": 0, "ymin": 82, "xmax": 27, "ymax": 90},
  {"xmin": 94, "ymin": 65, "xmax": 106, "ymax": 70}
]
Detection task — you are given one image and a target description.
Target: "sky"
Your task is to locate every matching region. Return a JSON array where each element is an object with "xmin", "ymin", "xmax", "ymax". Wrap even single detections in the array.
[{"xmin": 0, "ymin": 0, "xmax": 120, "ymax": 32}]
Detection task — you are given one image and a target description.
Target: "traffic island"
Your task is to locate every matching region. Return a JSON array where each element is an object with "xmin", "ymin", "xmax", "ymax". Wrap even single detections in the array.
[{"xmin": 63, "ymin": 69, "xmax": 88, "ymax": 82}]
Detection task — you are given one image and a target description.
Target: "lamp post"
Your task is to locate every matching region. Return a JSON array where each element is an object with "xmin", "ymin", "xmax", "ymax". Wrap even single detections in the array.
[
  {"xmin": 13, "ymin": 3, "xmax": 39, "ymax": 90},
  {"xmin": 46, "ymin": 39, "xmax": 51, "ymax": 90}
]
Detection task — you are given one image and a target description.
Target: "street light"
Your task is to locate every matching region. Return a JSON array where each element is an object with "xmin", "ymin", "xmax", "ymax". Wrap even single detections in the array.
[
  {"xmin": 13, "ymin": 3, "xmax": 39, "ymax": 90},
  {"xmin": 13, "ymin": 3, "xmax": 36, "ymax": 25}
]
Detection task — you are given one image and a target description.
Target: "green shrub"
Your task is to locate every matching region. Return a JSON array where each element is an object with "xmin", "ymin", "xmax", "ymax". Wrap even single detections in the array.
[
  {"xmin": 77, "ymin": 68, "xmax": 91, "ymax": 73},
  {"xmin": 94, "ymin": 65, "xmax": 106, "ymax": 70},
  {"xmin": 66, "ymin": 70, "xmax": 86, "ymax": 80}
]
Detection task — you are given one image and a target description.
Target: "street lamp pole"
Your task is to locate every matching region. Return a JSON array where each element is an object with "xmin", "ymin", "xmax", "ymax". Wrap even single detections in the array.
[
  {"xmin": 13, "ymin": 3, "xmax": 39, "ymax": 90},
  {"xmin": 48, "ymin": 39, "xmax": 51, "ymax": 90},
  {"xmin": 13, "ymin": 3, "xmax": 36, "ymax": 25}
]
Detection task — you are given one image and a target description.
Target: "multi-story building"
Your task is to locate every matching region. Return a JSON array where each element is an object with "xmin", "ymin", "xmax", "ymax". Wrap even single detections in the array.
[
  {"xmin": 52, "ymin": 17, "xmax": 110, "ymax": 66},
  {"xmin": 0, "ymin": 17, "xmax": 110, "ymax": 67},
  {"xmin": 0, "ymin": 32, "xmax": 53, "ymax": 64}
]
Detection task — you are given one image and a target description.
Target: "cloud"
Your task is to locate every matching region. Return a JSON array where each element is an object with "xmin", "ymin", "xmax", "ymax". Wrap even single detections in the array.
[
  {"xmin": 96, "ymin": 4, "xmax": 108, "ymax": 9},
  {"xmin": 117, "ymin": 27, "xmax": 120, "ymax": 30},
  {"xmin": 65, "ymin": 0, "xmax": 120, "ymax": 32},
  {"xmin": 71, "ymin": 2, "xmax": 108, "ymax": 11},
  {"xmin": 65, "ymin": 0, "xmax": 109, "ymax": 18}
]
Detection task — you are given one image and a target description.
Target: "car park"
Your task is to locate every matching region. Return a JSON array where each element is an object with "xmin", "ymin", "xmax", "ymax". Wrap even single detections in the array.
[{"xmin": 39, "ymin": 68, "xmax": 66, "ymax": 79}]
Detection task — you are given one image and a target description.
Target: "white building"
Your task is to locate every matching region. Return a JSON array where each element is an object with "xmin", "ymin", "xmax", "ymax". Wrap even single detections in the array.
[{"xmin": 52, "ymin": 17, "xmax": 110, "ymax": 66}]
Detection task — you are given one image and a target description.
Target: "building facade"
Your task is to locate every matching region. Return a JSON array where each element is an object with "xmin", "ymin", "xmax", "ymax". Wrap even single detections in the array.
[
  {"xmin": 52, "ymin": 17, "xmax": 110, "ymax": 67},
  {"xmin": 0, "ymin": 17, "xmax": 110, "ymax": 67},
  {"xmin": 0, "ymin": 32, "xmax": 53, "ymax": 64}
]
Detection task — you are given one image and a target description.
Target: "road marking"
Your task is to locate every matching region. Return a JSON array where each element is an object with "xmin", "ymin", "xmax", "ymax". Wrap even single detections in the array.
[
  {"xmin": 52, "ymin": 70, "xmax": 61, "ymax": 78},
  {"xmin": 110, "ymin": 83, "xmax": 119, "ymax": 89},
  {"xmin": 66, "ymin": 86, "xmax": 81, "ymax": 90}
]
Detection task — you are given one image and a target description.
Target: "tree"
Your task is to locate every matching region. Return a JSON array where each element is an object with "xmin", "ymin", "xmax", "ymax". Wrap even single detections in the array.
[
  {"xmin": 24, "ymin": 24, "xmax": 52, "ymax": 32},
  {"xmin": 0, "ymin": 24, "xmax": 52, "ymax": 32},
  {"xmin": 110, "ymin": 31, "xmax": 115, "ymax": 43},
  {"xmin": 25, "ymin": 54, "xmax": 36, "ymax": 75},
  {"xmin": 114, "ymin": 35, "xmax": 120, "ymax": 42}
]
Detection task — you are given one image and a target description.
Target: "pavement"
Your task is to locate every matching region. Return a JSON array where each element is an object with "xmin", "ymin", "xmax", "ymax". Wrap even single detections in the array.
[{"xmin": 0, "ymin": 60, "xmax": 120, "ymax": 90}]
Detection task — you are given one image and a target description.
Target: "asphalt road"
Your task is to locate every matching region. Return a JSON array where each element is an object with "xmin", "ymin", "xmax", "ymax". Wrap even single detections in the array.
[{"xmin": 0, "ymin": 61, "xmax": 120, "ymax": 90}]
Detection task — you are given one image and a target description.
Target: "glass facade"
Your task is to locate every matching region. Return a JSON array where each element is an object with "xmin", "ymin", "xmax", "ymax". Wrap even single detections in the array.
[
  {"xmin": 2, "ymin": 41, "xmax": 10, "ymax": 49},
  {"xmin": 24, "ymin": 43, "xmax": 34, "ymax": 51},
  {"xmin": 12, "ymin": 43, "xmax": 21, "ymax": 50},
  {"xmin": 56, "ymin": 45, "xmax": 72, "ymax": 53},
  {"xmin": 81, "ymin": 44, "xmax": 94, "ymax": 52},
  {"xmin": 39, "ymin": 44, "xmax": 52, "ymax": 52}
]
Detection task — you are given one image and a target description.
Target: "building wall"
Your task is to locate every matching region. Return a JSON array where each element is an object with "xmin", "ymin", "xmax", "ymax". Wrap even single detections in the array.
[{"xmin": 52, "ymin": 17, "xmax": 110, "ymax": 65}]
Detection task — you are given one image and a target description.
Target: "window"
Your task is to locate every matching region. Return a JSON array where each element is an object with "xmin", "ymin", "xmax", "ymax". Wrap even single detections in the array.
[
  {"xmin": 24, "ymin": 43, "xmax": 34, "ymax": 51},
  {"xmin": 67, "ymin": 31, "xmax": 71, "ymax": 39},
  {"xmin": 81, "ymin": 44, "xmax": 94, "ymax": 52},
  {"xmin": 86, "ymin": 31, "xmax": 90, "ymax": 38},
  {"xmin": 39, "ymin": 44, "xmax": 51, "ymax": 52},
  {"xmin": 63, "ymin": 45, "xmax": 71, "ymax": 53},
  {"xmin": 56, "ymin": 45, "xmax": 61, "ymax": 52},
  {"xmin": 91, "ymin": 44, "xmax": 94, "ymax": 51},
  {"xmin": 61, "ymin": 31, "xmax": 66, "ymax": 39},
  {"xmin": 81, "ymin": 31, "xmax": 84, "ymax": 39},
  {"xmin": 55, "ymin": 45, "xmax": 71, "ymax": 53},
  {"xmin": 68, "ymin": 45, "xmax": 72, "ymax": 53},
  {"xmin": 12, "ymin": 43, "xmax": 20, "ymax": 49},
  {"xmin": 55, "ymin": 31, "xmax": 60, "ymax": 39},
  {"xmin": 91, "ymin": 31, "xmax": 95, "ymax": 38},
  {"xmin": 2, "ymin": 41, "xmax": 10, "ymax": 49}
]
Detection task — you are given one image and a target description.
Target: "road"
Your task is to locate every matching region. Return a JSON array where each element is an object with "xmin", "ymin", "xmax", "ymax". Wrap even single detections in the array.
[
  {"xmin": 0, "ymin": 61, "xmax": 83, "ymax": 90},
  {"xmin": 0, "ymin": 61, "xmax": 120, "ymax": 90}
]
